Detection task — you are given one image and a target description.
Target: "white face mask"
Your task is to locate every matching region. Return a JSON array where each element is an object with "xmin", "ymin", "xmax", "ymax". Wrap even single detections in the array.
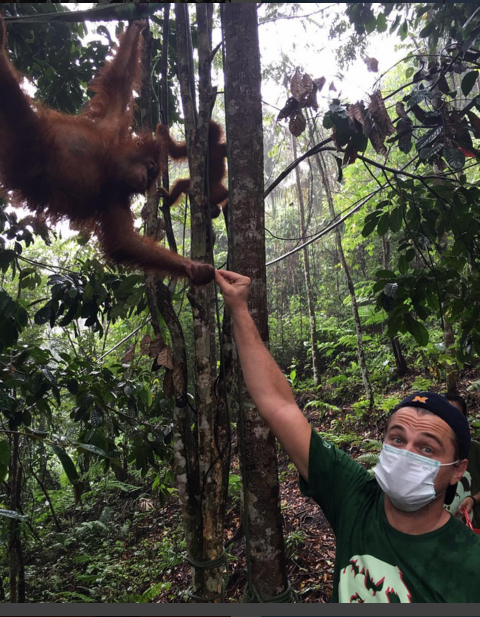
[{"xmin": 373, "ymin": 444, "xmax": 459, "ymax": 512}]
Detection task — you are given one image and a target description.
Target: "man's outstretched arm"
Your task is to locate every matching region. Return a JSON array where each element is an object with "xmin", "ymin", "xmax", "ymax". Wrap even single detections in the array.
[{"xmin": 215, "ymin": 269, "xmax": 311, "ymax": 481}]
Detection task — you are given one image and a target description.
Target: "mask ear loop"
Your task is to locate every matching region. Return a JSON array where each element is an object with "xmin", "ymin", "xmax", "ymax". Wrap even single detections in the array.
[{"xmin": 439, "ymin": 460, "xmax": 460, "ymax": 467}]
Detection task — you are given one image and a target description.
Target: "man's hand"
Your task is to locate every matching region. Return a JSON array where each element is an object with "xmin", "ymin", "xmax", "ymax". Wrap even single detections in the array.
[{"xmin": 215, "ymin": 269, "xmax": 251, "ymax": 315}]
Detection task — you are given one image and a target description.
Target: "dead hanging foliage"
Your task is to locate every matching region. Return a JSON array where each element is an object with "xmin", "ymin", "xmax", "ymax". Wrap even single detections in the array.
[
  {"xmin": 290, "ymin": 110, "xmax": 307, "ymax": 137},
  {"xmin": 368, "ymin": 90, "xmax": 396, "ymax": 140},
  {"xmin": 395, "ymin": 102, "xmax": 413, "ymax": 154},
  {"xmin": 277, "ymin": 68, "xmax": 325, "ymax": 136},
  {"xmin": 122, "ymin": 344, "xmax": 136, "ymax": 364},
  {"xmin": 363, "ymin": 57, "xmax": 379, "ymax": 73}
]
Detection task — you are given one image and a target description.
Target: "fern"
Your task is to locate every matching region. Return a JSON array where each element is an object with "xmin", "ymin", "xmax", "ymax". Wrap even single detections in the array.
[{"xmin": 357, "ymin": 452, "xmax": 380, "ymax": 469}]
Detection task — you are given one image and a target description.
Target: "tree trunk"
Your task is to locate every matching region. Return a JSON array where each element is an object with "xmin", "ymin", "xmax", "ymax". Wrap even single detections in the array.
[
  {"xmin": 8, "ymin": 433, "xmax": 25, "ymax": 603},
  {"xmin": 223, "ymin": 3, "xmax": 290, "ymax": 602},
  {"xmin": 176, "ymin": 4, "xmax": 229, "ymax": 601},
  {"xmin": 316, "ymin": 154, "xmax": 374, "ymax": 407},
  {"xmin": 383, "ymin": 236, "xmax": 408, "ymax": 377},
  {"xmin": 292, "ymin": 135, "xmax": 320, "ymax": 386},
  {"xmin": 432, "ymin": 155, "xmax": 458, "ymax": 391}
]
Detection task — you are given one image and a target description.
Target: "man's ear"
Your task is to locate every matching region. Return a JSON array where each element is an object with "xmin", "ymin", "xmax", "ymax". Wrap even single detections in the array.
[{"xmin": 451, "ymin": 459, "xmax": 468, "ymax": 484}]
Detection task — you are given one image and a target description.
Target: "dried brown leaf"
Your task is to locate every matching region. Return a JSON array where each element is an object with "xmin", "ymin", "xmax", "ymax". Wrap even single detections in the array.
[
  {"xmin": 149, "ymin": 333, "xmax": 165, "ymax": 358},
  {"xmin": 343, "ymin": 142, "xmax": 358, "ymax": 166},
  {"xmin": 291, "ymin": 68, "xmax": 313, "ymax": 104},
  {"xmin": 156, "ymin": 346, "xmax": 174, "ymax": 370},
  {"xmin": 140, "ymin": 334, "xmax": 152, "ymax": 356},
  {"xmin": 369, "ymin": 127, "xmax": 388, "ymax": 157},
  {"xmin": 363, "ymin": 112, "xmax": 373, "ymax": 138},
  {"xmin": 364, "ymin": 57, "xmax": 379, "ymax": 73},
  {"xmin": 347, "ymin": 102, "xmax": 365, "ymax": 127},
  {"xmin": 305, "ymin": 88, "xmax": 318, "ymax": 111},
  {"xmin": 289, "ymin": 110, "xmax": 307, "ymax": 137},
  {"xmin": 122, "ymin": 345, "xmax": 136, "ymax": 363},
  {"xmin": 368, "ymin": 90, "xmax": 395, "ymax": 139},
  {"xmin": 290, "ymin": 68, "xmax": 303, "ymax": 99},
  {"xmin": 173, "ymin": 365, "xmax": 185, "ymax": 396},
  {"xmin": 314, "ymin": 77, "xmax": 326, "ymax": 92},
  {"xmin": 395, "ymin": 102, "xmax": 409, "ymax": 120},
  {"xmin": 277, "ymin": 97, "xmax": 299, "ymax": 121}
]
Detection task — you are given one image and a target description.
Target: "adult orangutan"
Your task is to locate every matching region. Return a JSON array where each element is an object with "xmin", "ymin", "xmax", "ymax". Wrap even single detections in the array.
[{"xmin": 0, "ymin": 15, "xmax": 214, "ymax": 285}]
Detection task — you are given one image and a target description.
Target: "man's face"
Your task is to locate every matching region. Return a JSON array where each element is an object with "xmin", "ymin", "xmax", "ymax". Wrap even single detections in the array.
[{"xmin": 384, "ymin": 407, "xmax": 468, "ymax": 497}]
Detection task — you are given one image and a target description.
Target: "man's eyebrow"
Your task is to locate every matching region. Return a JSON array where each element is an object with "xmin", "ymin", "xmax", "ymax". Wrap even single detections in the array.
[
  {"xmin": 387, "ymin": 423, "xmax": 405, "ymax": 433},
  {"xmin": 419, "ymin": 431, "xmax": 444, "ymax": 449}
]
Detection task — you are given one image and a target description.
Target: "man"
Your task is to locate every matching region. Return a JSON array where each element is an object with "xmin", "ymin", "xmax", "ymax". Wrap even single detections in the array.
[
  {"xmin": 444, "ymin": 393, "xmax": 480, "ymax": 527},
  {"xmin": 215, "ymin": 269, "xmax": 480, "ymax": 603}
]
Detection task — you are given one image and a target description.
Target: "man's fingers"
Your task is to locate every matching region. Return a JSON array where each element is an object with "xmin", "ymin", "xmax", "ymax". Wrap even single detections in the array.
[
  {"xmin": 215, "ymin": 271, "xmax": 230, "ymax": 290},
  {"xmin": 216, "ymin": 269, "xmax": 244, "ymax": 282}
]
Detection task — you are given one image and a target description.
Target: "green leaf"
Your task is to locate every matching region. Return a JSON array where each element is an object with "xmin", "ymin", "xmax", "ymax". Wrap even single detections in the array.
[
  {"xmin": 404, "ymin": 314, "xmax": 429, "ymax": 346},
  {"xmin": 398, "ymin": 254, "xmax": 410, "ymax": 275},
  {"xmin": 34, "ymin": 305, "xmax": 53, "ymax": 326},
  {"xmin": 376, "ymin": 12, "xmax": 387, "ymax": 33},
  {"xmin": 51, "ymin": 445, "xmax": 80, "ymax": 485},
  {"xmin": 377, "ymin": 212, "xmax": 390, "ymax": 236},
  {"xmin": 362, "ymin": 218, "xmax": 377, "ymax": 238},
  {"xmin": 70, "ymin": 441, "xmax": 110, "ymax": 458},
  {"xmin": 390, "ymin": 207, "xmax": 403, "ymax": 232},
  {"xmin": 419, "ymin": 21, "xmax": 435, "ymax": 38},
  {"xmin": 416, "ymin": 126, "xmax": 443, "ymax": 151},
  {"xmin": 444, "ymin": 147, "xmax": 465, "ymax": 171},
  {"xmin": 462, "ymin": 71, "xmax": 479, "ymax": 97},
  {"xmin": 0, "ymin": 508, "xmax": 27, "ymax": 521},
  {"xmin": 323, "ymin": 113, "xmax": 333, "ymax": 130},
  {"xmin": 375, "ymin": 269, "xmax": 396, "ymax": 279},
  {"xmin": 66, "ymin": 378, "xmax": 79, "ymax": 395},
  {"xmin": 0, "ymin": 440, "xmax": 10, "ymax": 484}
]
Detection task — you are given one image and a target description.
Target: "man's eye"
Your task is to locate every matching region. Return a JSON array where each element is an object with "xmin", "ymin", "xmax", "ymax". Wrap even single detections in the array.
[
  {"xmin": 392, "ymin": 437, "xmax": 402, "ymax": 444},
  {"xmin": 422, "ymin": 446, "xmax": 433, "ymax": 454}
]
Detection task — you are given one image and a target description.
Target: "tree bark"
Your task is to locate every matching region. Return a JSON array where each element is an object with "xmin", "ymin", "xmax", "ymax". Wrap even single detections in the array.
[
  {"xmin": 292, "ymin": 135, "xmax": 320, "ymax": 386},
  {"xmin": 223, "ymin": 3, "xmax": 289, "ymax": 602},
  {"xmin": 8, "ymin": 433, "xmax": 25, "ymax": 603},
  {"xmin": 175, "ymin": 4, "xmax": 229, "ymax": 601},
  {"xmin": 383, "ymin": 236, "xmax": 408, "ymax": 377}
]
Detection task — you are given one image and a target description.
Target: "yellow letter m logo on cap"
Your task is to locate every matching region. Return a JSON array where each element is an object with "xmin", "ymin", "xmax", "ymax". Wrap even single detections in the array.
[{"xmin": 412, "ymin": 396, "xmax": 428, "ymax": 403}]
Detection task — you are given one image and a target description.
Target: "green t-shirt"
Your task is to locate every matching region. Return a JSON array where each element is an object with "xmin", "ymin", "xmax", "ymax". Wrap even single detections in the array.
[
  {"xmin": 446, "ymin": 440, "xmax": 480, "ymax": 527},
  {"xmin": 299, "ymin": 428, "xmax": 480, "ymax": 603}
]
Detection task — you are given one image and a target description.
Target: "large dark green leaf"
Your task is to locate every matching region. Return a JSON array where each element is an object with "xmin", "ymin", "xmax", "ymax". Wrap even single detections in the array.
[
  {"xmin": 377, "ymin": 212, "xmax": 391, "ymax": 236},
  {"xmin": 390, "ymin": 207, "xmax": 403, "ymax": 232},
  {"xmin": 0, "ymin": 509, "xmax": 27, "ymax": 521},
  {"xmin": 420, "ymin": 21, "xmax": 435, "ymax": 38},
  {"xmin": 444, "ymin": 147, "xmax": 465, "ymax": 171},
  {"xmin": 416, "ymin": 126, "xmax": 443, "ymax": 151},
  {"xmin": 404, "ymin": 314, "xmax": 429, "ymax": 346},
  {"xmin": 362, "ymin": 217, "xmax": 379, "ymax": 238},
  {"xmin": 70, "ymin": 441, "xmax": 109, "ymax": 458},
  {"xmin": 0, "ymin": 440, "xmax": 10, "ymax": 484},
  {"xmin": 462, "ymin": 71, "xmax": 479, "ymax": 97},
  {"xmin": 34, "ymin": 305, "xmax": 53, "ymax": 326},
  {"xmin": 51, "ymin": 445, "xmax": 79, "ymax": 485}
]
